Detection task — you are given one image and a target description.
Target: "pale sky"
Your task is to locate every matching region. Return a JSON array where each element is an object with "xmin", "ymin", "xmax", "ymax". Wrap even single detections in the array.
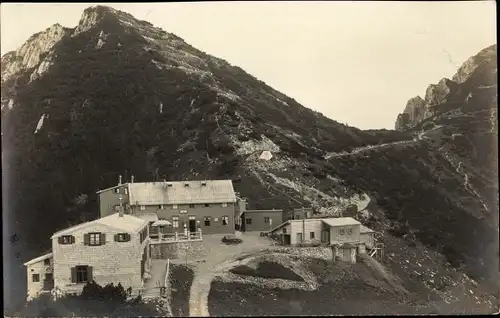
[{"xmin": 0, "ymin": 2, "xmax": 496, "ymax": 129}]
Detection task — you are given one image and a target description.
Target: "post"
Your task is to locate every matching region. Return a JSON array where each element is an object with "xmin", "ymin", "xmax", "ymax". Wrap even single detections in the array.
[
  {"xmin": 175, "ymin": 232, "xmax": 178, "ymax": 241},
  {"xmin": 119, "ymin": 195, "xmax": 124, "ymax": 217},
  {"xmin": 302, "ymin": 219, "xmax": 305, "ymax": 244}
]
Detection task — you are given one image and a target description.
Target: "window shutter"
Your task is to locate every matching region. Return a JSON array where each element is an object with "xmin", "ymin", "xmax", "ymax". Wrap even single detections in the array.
[
  {"xmin": 114, "ymin": 234, "xmax": 119, "ymax": 242},
  {"xmin": 71, "ymin": 235, "xmax": 76, "ymax": 244},
  {"xmin": 88, "ymin": 266, "xmax": 93, "ymax": 282},
  {"xmin": 83, "ymin": 234, "xmax": 90, "ymax": 245},
  {"xmin": 71, "ymin": 267, "xmax": 77, "ymax": 283},
  {"xmin": 125, "ymin": 233, "xmax": 131, "ymax": 242},
  {"xmin": 100, "ymin": 233, "xmax": 106, "ymax": 245},
  {"xmin": 58, "ymin": 237, "xmax": 63, "ymax": 244}
]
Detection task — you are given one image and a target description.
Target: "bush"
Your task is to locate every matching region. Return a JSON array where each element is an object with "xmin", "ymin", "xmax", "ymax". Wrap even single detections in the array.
[{"xmin": 17, "ymin": 282, "xmax": 159, "ymax": 317}]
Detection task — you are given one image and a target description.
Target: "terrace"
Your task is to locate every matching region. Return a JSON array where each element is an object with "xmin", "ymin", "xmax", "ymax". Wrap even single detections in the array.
[{"xmin": 149, "ymin": 230, "xmax": 203, "ymax": 244}]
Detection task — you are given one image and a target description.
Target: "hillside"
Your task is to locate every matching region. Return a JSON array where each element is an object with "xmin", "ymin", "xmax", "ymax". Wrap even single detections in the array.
[{"xmin": 2, "ymin": 5, "xmax": 498, "ymax": 314}]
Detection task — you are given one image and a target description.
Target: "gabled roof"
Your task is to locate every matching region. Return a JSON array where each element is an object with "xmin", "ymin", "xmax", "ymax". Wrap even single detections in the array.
[
  {"xmin": 128, "ymin": 180, "xmax": 236, "ymax": 205},
  {"xmin": 360, "ymin": 225, "xmax": 375, "ymax": 233},
  {"xmin": 322, "ymin": 217, "xmax": 361, "ymax": 227},
  {"xmin": 51, "ymin": 213, "xmax": 148, "ymax": 238},
  {"xmin": 135, "ymin": 212, "xmax": 159, "ymax": 222},
  {"xmin": 96, "ymin": 183, "xmax": 129, "ymax": 194},
  {"xmin": 243, "ymin": 209, "xmax": 283, "ymax": 214},
  {"xmin": 24, "ymin": 252, "xmax": 52, "ymax": 266},
  {"xmin": 268, "ymin": 217, "xmax": 363, "ymax": 233}
]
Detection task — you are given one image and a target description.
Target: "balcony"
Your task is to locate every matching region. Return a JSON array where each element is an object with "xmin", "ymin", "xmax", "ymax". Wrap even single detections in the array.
[{"xmin": 149, "ymin": 230, "xmax": 202, "ymax": 244}]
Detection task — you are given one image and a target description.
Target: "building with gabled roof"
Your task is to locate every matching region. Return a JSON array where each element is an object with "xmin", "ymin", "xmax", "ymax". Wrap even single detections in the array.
[
  {"xmin": 23, "ymin": 212, "xmax": 151, "ymax": 299},
  {"xmin": 97, "ymin": 177, "xmax": 241, "ymax": 236},
  {"xmin": 268, "ymin": 217, "xmax": 375, "ymax": 263}
]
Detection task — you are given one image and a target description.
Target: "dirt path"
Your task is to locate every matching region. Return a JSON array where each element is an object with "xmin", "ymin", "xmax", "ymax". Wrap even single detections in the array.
[{"xmin": 188, "ymin": 234, "xmax": 277, "ymax": 317}]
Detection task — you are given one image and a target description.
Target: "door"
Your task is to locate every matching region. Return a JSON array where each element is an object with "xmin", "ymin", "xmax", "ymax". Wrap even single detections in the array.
[
  {"xmin": 296, "ymin": 233, "xmax": 303, "ymax": 244},
  {"xmin": 283, "ymin": 234, "xmax": 291, "ymax": 245},
  {"xmin": 188, "ymin": 217, "xmax": 197, "ymax": 233},
  {"xmin": 43, "ymin": 273, "xmax": 54, "ymax": 290}
]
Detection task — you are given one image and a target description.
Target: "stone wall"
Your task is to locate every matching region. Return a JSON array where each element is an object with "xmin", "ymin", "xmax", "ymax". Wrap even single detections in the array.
[{"xmin": 150, "ymin": 241, "xmax": 206, "ymax": 260}]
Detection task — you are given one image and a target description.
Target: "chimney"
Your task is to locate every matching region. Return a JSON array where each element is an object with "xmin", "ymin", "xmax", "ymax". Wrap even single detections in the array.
[
  {"xmin": 118, "ymin": 175, "xmax": 122, "ymax": 185},
  {"xmin": 131, "ymin": 175, "xmax": 135, "ymax": 183}
]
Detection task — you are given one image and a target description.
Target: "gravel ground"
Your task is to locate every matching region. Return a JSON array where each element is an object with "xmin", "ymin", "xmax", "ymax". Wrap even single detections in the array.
[
  {"xmin": 208, "ymin": 256, "xmax": 440, "ymax": 316},
  {"xmin": 169, "ymin": 264, "xmax": 194, "ymax": 317}
]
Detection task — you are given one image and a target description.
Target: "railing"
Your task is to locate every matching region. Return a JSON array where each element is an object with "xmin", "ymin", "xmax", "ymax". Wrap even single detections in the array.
[
  {"xmin": 162, "ymin": 259, "xmax": 170, "ymax": 298},
  {"xmin": 149, "ymin": 230, "xmax": 203, "ymax": 244}
]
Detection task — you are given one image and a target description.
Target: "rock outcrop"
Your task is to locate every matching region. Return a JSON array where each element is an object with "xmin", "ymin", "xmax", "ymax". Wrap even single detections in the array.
[
  {"xmin": 1, "ymin": 24, "xmax": 70, "ymax": 83},
  {"xmin": 395, "ymin": 44, "xmax": 497, "ymax": 130}
]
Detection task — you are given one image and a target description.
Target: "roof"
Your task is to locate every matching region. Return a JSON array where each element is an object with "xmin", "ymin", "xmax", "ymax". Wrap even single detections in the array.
[
  {"xmin": 24, "ymin": 252, "xmax": 52, "ymax": 266},
  {"xmin": 268, "ymin": 217, "xmax": 362, "ymax": 233},
  {"xmin": 128, "ymin": 180, "xmax": 236, "ymax": 205},
  {"xmin": 244, "ymin": 209, "xmax": 283, "ymax": 214},
  {"xmin": 51, "ymin": 213, "xmax": 148, "ymax": 238},
  {"xmin": 360, "ymin": 225, "xmax": 375, "ymax": 233},
  {"xmin": 96, "ymin": 183, "xmax": 128, "ymax": 194},
  {"xmin": 135, "ymin": 213, "xmax": 159, "ymax": 222},
  {"xmin": 321, "ymin": 217, "xmax": 361, "ymax": 227}
]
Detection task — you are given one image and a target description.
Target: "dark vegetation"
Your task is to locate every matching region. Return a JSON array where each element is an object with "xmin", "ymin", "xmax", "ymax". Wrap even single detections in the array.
[
  {"xmin": 16, "ymin": 281, "xmax": 160, "ymax": 317},
  {"xmin": 230, "ymin": 261, "xmax": 304, "ymax": 282},
  {"xmin": 169, "ymin": 264, "xmax": 194, "ymax": 317}
]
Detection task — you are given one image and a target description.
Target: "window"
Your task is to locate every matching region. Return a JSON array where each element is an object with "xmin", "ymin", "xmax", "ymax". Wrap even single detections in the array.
[
  {"xmin": 124, "ymin": 188, "xmax": 128, "ymax": 195},
  {"xmin": 59, "ymin": 235, "xmax": 74, "ymax": 244},
  {"xmin": 114, "ymin": 188, "xmax": 119, "ymax": 194},
  {"xmin": 173, "ymin": 204, "xmax": 178, "ymax": 209},
  {"xmin": 179, "ymin": 209, "xmax": 187, "ymax": 214},
  {"xmin": 283, "ymin": 228, "xmax": 287, "ymax": 234},
  {"xmin": 310, "ymin": 232, "xmax": 315, "ymax": 239},
  {"xmin": 115, "ymin": 233, "xmax": 130, "ymax": 242},
  {"xmin": 246, "ymin": 218, "xmax": 252, "ymax": 225},
  {"xmin": 140, "ymin": 205, "xmax": 146, "ymax": 211},
  {"xmin": 158, "ymin": 205, "xmax": 164, "ymax": 210},
  {"xmin": 339, "ymin": 228, "xmax": 345, "ymax": 235},
  {"xmin": 32, "ymin": 274, "xmax": 40, "ymax": 282},
  {"xmin": 114, "ymin": 204, "xmax": 120, "ymax": 211},
  {"xmin": 45, "ymin": 273, "xmax": 53, "ymax": 281},
  {"xmin": 222, "ymin": 216, "xmax": 229, "ymax": 226},
  {"xmin": 204, "ymin": 217, "xmax": 211, "ymax": 226},
  {"xmin": 264, "ymin": 217, "xmax": 270, "ymax": 224},
  {"xmin": 88, "ymin": 233, "xmax": 102, "ymax": 246},
  {"xmin": 44, "ymin": 258, "xmax": 51, "ymax": 266},
  {"xmin": 167, "ymin": 184, "xmax": 173, "ymax": 187},
  {"xmin": 222, "ymin": 203, "xmax": 228, "ymax": 208},
  {"xmin": 347, "ymin": 228, "xmax": 353, "ymax": 235},
  {"xmin": 75, "ymin": 266, "xmax": 89, "ymax": 283},
  {"xmin": 172, "ymin": 216, "xmax": 179, "ymax": 228},
  {"xmin": 189, "ymin": 204, "xmax": 195, "ymax": 208},
  {"xmin": 184, "ymin": 183, "xmax": 190, "ymax": 187},
  {"xmin": 204, "ymin": 203, "xmax": 210, "ymax": 207},
  {"xmin": 201, "ymin": 182, "xmax": 207, "ymax": 186},
  {"xmin": 295, "ymin": 215, "xmax": 301, "ymax": 220}
]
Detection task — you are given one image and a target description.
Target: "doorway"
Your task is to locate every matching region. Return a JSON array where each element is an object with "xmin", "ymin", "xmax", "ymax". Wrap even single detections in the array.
[
  {"xmin": 188, "ymin": 216, "xmax": 197, "ymax": 233},
  {"xmin": 283, "ymin": 234, "xmax": 291, "ymax": 245}
]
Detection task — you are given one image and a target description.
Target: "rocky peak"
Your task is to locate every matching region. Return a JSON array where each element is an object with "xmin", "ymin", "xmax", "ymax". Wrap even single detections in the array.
[
  {"xmin": 72, "ymin": 6, "xmax": 119, "ymax": 36},
  {"xmin": 452, "ymin": 44, "xmax": 497, "ymax": 84},
  {"xmin": 1, "ymin": 23, "xmax": 70, "ymax": 83},
  {"xmin": 424, "ymin": 77, "xmax": 457, "ymax": 106}
]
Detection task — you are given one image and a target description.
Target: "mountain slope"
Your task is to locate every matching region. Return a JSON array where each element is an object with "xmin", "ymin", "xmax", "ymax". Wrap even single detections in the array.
[{"xmin": 2, "ymin": 5, "xmax": 498, "ymax": 314}]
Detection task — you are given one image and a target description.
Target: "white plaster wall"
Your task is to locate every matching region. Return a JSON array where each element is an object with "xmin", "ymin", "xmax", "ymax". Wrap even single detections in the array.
[{"xmin": 26, "ymin": 258, "xmax": 52, "ymax": 301}]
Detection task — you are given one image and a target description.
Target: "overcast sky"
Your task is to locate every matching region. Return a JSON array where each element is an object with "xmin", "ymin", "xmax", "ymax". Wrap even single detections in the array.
[{"xmin": 1, "ymin": 2, "xmax": 496, "ymax": 129}]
